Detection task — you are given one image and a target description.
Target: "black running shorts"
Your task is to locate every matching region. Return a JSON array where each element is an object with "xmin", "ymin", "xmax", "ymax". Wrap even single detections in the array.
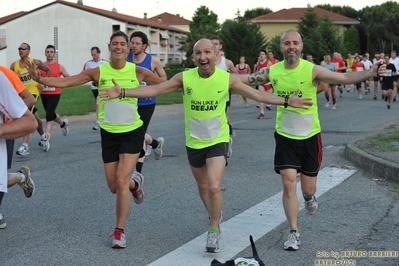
[
  {"xmin": 100, "ymin": 126, "xmax": 145, "ymax": 163},
  {"xmin": 274, "ymin": 132, "xmax": 322, "ymax": 177},
  {"xmin": 137, "ymin": 103, "xmax": 155, "ymax": 132},
  {"xmin": 186, "ymin": 142, "xmax": 228, "ymax": 168}
]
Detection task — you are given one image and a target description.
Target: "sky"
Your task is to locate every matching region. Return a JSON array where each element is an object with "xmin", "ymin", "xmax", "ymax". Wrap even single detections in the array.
[{"xmin": 0, "ymin": 0, "xmax": 382, "ymax": 23}]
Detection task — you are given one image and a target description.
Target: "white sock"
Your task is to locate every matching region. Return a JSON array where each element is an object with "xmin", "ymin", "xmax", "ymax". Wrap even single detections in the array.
[{"xmin": 19, "ymin": 173, "xmax": 26, "ymax": 182}]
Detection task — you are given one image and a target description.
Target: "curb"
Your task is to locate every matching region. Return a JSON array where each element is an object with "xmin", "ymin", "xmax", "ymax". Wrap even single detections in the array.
[{"xmin": 344, "ymin": 143, "xmax": 399, "ymax": 183}]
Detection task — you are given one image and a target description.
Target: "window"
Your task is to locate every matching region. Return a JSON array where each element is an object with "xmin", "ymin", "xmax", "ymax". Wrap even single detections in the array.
[{"xmin": 54, "ymin": 27, "xmax": 58, "ymax": 61}]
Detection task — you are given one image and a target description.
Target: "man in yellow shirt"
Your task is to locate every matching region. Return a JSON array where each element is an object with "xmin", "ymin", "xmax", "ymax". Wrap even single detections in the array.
[{"xmin": 10, "ymin": 42, "xmax": 50, "ymax": 156}]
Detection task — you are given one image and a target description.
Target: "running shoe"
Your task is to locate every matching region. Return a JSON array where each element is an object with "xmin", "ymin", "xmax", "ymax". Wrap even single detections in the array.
[
  {"xmin": 110, "ymin": 229, "xmax": 126, "ymax": 248},
  {"xmin": 39, "ymin": 133, "xmax": 51, "ymax": 151},
  {"xmin": 257, "ymin": 113, "xmax": 265, "ymax": 119},
  {"xmin": 243, "ymin": 103, "xmax": 249, "ymax": 108},
  {"xmin": 131, "ymin": 171, "xmax": 144, "ymax": 204},
  {"xmin": 145, "ymin": 145, "xmax": 152, "ymax": 156},
  {"xmin": 92, "ymin": 121, "xmax": 100, "ymax": 130},
  {"xmin": 266, "ymin": 104, "xmax": 272, "ymax": 110},
  {"xmin": 209, "ymin": 211, "xmax": 224, "ymax": 235},
  {"xmin": 227, "ymin": 137, "xmax": 233, "ymax": 158},
  {"xmin": 373, "ymin": 95, "xmax": 377, "ymax": 100},
  {"xmin": 154, "ymin": 137, "xmax": 164, "ymax": 160},
  {"xmin": 332, "ymin": 104, "xmax": 336, "ymax": 110},
  {"xmin": 358, "ymin": 94, "xmax": 363, "ymax": 100},
  {"xmin": 17, "ymin": 166, "xmax": 35, "ymax": 198},
  {"xmin": 305, "ymin": 195, "xmax": 318, "ymax": 215},
  {"xmin": 205, "ymin": 231, "xmax": 221, "ymax": 253},
  {"xmin": 0, "ymin": 213, "xmax": 6, "ymax": 229},
  {"xmin": 61, "ymin": 119, "xmax": 69, "ymax": 136},
  {"xmin": 284, "ymin": 231, "xmax": 301, "ymax": 250},
  {"xmin": 325, "ymin": 102, "xmax": 330, "ymax": 107},
  {"xmin": 43, "ymin": 133, "xmax": 51, "ymax": 152},
  {"xmin": 16, "ymin": 145, "xmax": 29, "ymax": 156},
  {"xmin": 394, "ymin": 97, "xmax": 397, "ymax": 102},
  {"xmin": 387, "ymin": 104, "xmax": 391, "ymax": 109}
]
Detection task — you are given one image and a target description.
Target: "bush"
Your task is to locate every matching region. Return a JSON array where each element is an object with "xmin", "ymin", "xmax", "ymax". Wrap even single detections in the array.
[{"xmin": 164, "ymin": 65, "xmax": 185, "ymax": 79}]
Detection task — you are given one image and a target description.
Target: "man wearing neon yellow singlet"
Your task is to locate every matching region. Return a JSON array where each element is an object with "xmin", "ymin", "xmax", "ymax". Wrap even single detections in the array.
[
  {"xmin": 99, "ymin": 38, "xmax": 312, "ymax": 253},
  {"xmin": 234, "ymin": 30, "xmax": 385, "ymax": 251},
  {"xmin": 10, "ymin": 42, "xmax": 50, "ymax": 156},
  {"xmin": 25, "ymin": 31, "xmax": 165, "ymax": 249}
]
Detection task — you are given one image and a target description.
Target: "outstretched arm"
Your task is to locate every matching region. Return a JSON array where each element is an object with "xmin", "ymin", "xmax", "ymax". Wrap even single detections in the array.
[
  {"xmin": 315, "ymin": 62, "xmax": 386, "ymax": 85},
  {"xmin": 34, "ymin": 59, "xmax": 51, "ymax": 77},
  {"xmin": 26, "ymin": 60, "xmax": 95, "ymax": 88},
  {"xmin": 136, "ymin": 66, "xmax": 166, "ymax": 85},
  {"xmin": 229, "ymin": 75, "xmax": 312, "ymax": 109},
  {"xmin": 100, "ymin": 73, "xmax": 183, "ymax": 99},
  {"xmin": 234, "ymin": 67, "xmax": 270, "ymax": 86}
]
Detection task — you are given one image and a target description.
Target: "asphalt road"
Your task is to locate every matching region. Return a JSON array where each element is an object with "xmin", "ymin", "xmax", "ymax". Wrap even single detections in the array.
[{"xmin": 1, "ymin": 86, "xmax": 399, "ymax": 266}]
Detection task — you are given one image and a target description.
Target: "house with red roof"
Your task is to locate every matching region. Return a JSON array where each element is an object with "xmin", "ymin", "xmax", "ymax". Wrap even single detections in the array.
[
  {"xmin": 249, "ymin": 7, "xmax": 360, "ymax": 40},
  {"xmin": 0, "ymin": 0, "xmax": 189, "ymax": 72}
]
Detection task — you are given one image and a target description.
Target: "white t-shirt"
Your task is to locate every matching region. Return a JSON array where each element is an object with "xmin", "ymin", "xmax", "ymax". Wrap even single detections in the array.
[
  {"xmin": 216, "ymin": 56, "xmax": 230, "ymax": 102},
  {"xmin": 0, "ymin": 72, "xmax": 28, "ymax": 193},
  {"xmin": 83, "ymin": 59, "xmax": 108, "ymax": 90},
  {"xmin": 389, "ymin": 57, "xmax": 399, "ymax": 72},
  {"xmin": 362, "ymin": 60, "xmax": 373, "ymax": 70}
]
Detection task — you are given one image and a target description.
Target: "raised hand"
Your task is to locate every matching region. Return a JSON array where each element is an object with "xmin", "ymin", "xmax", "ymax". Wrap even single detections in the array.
[
  {"xmin": 99, "ymin": 79, "xmax": 122, "ymax": 100},
  {"xmin": 288, "ymin": 89, "xmax": 313, "ymax": 109},
  {"xmin": 25, "ymin": 60, "xmax": 41, "ymax": 82}
]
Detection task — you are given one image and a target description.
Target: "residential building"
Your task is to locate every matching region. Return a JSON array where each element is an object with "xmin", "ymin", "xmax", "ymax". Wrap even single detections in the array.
[
  {"xmin": 249, "ymin": 7, "xmax": 360, "ymax": 40},
  {"xmin": 0, "ymin": 0, "xmax": 188, "ymax": 74}
]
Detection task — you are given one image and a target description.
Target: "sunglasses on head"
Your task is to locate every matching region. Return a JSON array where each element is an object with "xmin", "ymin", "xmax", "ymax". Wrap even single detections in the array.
[{"xmin": 18, "ymin": 47, "xmax": 28, "ymax": 51}]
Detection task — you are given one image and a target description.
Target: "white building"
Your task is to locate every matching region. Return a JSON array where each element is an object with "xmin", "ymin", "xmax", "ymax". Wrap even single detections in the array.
[{"xmin": 0, "ymin": 0, "xmax": 188, "ymax": 75}]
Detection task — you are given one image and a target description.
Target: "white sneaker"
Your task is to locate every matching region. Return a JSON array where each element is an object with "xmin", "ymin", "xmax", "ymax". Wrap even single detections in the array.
[
  {"xmin": 130, "ymin": 171, "xmax": 144, "ymax": 204},
  {"xmin": 61, "ymin": 119, "xmax": 69, "ymax": 136},
  {"xmin": 42, "ymin": 133, "xmax": 51, "ymax": 152},
  {"xmin": 92, "ymin": 121, "xmax": 100, "ymax": 130},
  {"xmin": 325, "ymin": 102, "xmax": 330, "ymax": 107},
  {"xmin": 284, "ymin": 231, "xmax": 300, "ymax": 250},
  {"xmin": 332, "ymin": 104, "xmax": 336, "ymax": 110},
  {"xmin": 16, "ymin": 145, "xmax": 29, "ymax": 156},
  {"xmin": 227, "ymin": 137, "xmax": 233, "ymax": 158},
  {"xmin": 145, "ymin": 145, "xmax": 152, "ymax": 156},
  {"xmin": 305, "ymin": 195, "xmax": 318, "ymax": 215},
  {"xmin": 358, "ymin": 94, "xmax": 363, "ymax": 100},
  {"xmin": 154, "ymin": 137, "xmax": 164, "ymax": 160}
]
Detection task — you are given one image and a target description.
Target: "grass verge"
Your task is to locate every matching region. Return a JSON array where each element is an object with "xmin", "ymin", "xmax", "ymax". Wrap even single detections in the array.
[
  {"xmin": 355, "ymin": 123, "xmax": 399, "ymax": 152},
  {"xmin": 36, "ymin": 85, "xmax": 183, "ymax": 117}
]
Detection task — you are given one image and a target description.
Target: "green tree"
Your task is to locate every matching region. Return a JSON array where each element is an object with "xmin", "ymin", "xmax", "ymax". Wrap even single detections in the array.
[
  {"xmin": 296, "ymin": 9, "xmax": 342, "ymax": 63},
  {"xmin": 179, "ymin": 6, "xmax": 221, "ymax": 64},
  {"xmin": 361, "ymin": 4, "xmax": 390, "ymax": 53},
  {"xmin": 234, "ymin": 7, "xmax": 272, "ymax": 22},
  {"xmin": 219, "ymin": 19, "xmax": 268, "ymax": 66},
  {"xmin": 316, "ymin": 4, "xmax": 360, "ymax": 20},
  {"xmin": 268, "ymin": 35, "xmax": 283, "ymax": 61},
  {"xmin": 343, "ymin": 26, "xmax": 360, "ymax": 54},
  {"xmin": 318, "ymin": 16, "xmax": 342, "ymax": 55},
  {"xmin": 297, "ymin": 8, "xmax": 320, "ymax": 38}
]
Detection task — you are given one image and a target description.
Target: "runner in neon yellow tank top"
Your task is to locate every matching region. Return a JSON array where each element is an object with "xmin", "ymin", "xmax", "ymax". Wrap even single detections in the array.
[
  {"xmin": 10, "ymin": 42, "xmax": 51, "ymax": 157},
  {"xmin": 25, "ymin": 31, "xmax": 165, "ymax": 249},
  {"xmin": 100, "ymin": 38, "xmax": 312, "ymax": 253},
  {"xmin": 234, "ymin": 30, "xmax": 386, "ymax": 251}
]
